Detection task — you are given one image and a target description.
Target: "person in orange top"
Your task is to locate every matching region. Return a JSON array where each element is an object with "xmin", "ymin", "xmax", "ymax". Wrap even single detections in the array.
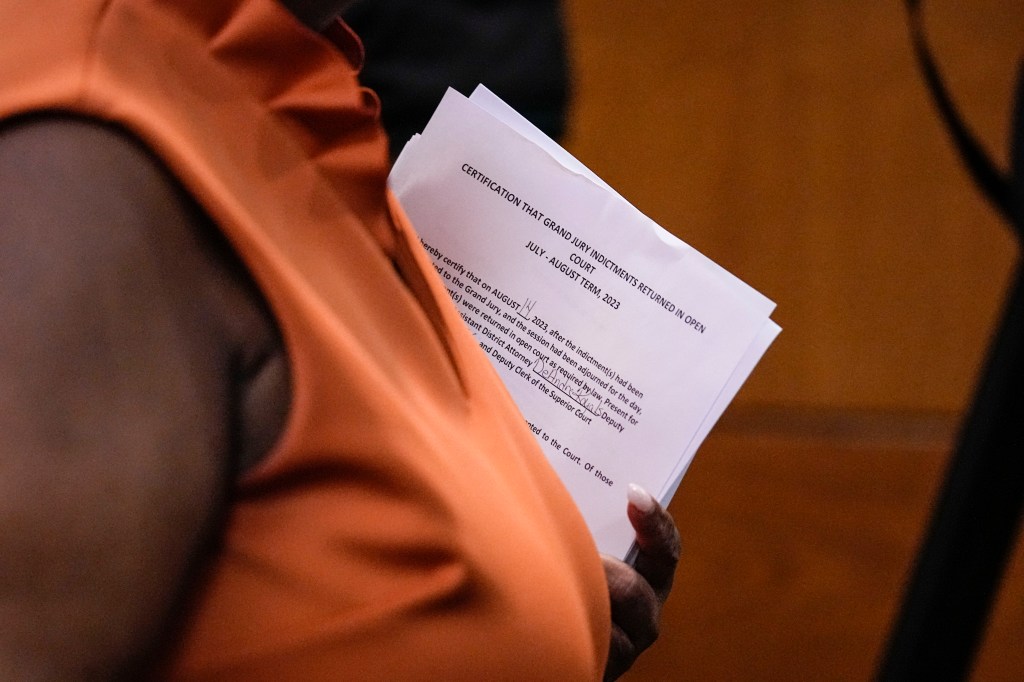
[{"xmin": 0, "ymin": 0, "xmax": 680, "ymax": 679}]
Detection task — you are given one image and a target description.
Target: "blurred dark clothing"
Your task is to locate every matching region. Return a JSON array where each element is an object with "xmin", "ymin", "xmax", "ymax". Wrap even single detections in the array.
[{"xmin": 344, "ymin": 0, "xmax": 572, "ymax": 158}]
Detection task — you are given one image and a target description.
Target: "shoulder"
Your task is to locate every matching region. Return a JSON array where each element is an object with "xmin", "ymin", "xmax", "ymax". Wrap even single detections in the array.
[
  {"xmin": 0, "ymin": 113, "xmax": 287, "ymax": 471},
  {"xmin": 0, "ymin": 115, "xmax": 217, "ymax": 297},
  {"xmin": 0, "ymin": 114, "xmax": 231, "ymax": 445},
  {"xmin": 1, "ymin": 115, "xmax": 187, "ymax": 224}
]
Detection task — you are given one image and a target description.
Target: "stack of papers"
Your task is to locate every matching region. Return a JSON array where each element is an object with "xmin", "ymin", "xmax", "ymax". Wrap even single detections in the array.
[{"xmin": 390, "ymin": 86, "xmax": 781, "ymax": 560}]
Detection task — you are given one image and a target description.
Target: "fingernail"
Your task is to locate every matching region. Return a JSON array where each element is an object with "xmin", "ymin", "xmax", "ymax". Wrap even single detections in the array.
[{"xmin": 627, "ymin": 483, "xmax": 655, "ymax": 512}]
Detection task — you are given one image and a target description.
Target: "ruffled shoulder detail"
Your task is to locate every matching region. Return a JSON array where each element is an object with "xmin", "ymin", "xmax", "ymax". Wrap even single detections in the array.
[
  {"xmin": 204, "ymin": 2, "xmax": 382, "ymax": 140},
  {"xmin": 165, "ymin": 0, "xmax": 392, "ymax": 247}
]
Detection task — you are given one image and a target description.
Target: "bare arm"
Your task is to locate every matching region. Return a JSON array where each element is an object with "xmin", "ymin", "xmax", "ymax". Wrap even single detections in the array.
[{"xmin": 0, "ymin": 116, "xmax": 278, "ymax": 678}]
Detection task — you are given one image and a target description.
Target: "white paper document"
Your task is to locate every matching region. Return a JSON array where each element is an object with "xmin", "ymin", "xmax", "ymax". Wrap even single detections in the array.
[{"xmin": 390, "ymin": 87, "xmax": 781, "ymax": 559}]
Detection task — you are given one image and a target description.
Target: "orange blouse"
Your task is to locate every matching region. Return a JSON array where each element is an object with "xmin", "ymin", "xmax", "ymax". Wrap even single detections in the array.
[{"xmin": 0, "ymin": 0, "xmax": 610, "ymax": 678}]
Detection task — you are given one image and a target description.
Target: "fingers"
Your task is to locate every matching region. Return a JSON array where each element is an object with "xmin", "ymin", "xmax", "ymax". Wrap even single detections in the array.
[
  {"xmin": 602, "ymin": 555, "xmax": 660, "ymax": 681},
  {"xmin": 626, "ymin": 483, "xmax": 681, "ymax": 602},
  {"xmin": 603, "ymin": 555, "xmax": 660, "ymax": 650},
  {"xmin": 602, "ymin": 484, "xmax": 682, "ymax": 681},
  {"xmin": 604, "ymin": 623, "xmax": 635, "ymax": 682}
]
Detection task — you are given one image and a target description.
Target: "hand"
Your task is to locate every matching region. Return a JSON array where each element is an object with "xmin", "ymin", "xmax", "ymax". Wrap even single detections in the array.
[{"xmin": 602, "ymin": 484, "xmax": 681, "ymax": 681}]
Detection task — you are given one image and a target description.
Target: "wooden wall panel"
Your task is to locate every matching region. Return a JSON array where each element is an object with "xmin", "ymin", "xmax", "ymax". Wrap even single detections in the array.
[
  {"xmin": 556, "ymin": 2, "xmax": 1024, "ymax": 680},
  {"xmin": 615, "ymin": 414, "xmax": 1024, "ymax": 681},
  {"xmin": 562, "ymin": 0, "xmax": 1023, "ymax": 413},
  {"xmin": 619, "ymin": 421, "xmax": 949, "ymax": 681}
]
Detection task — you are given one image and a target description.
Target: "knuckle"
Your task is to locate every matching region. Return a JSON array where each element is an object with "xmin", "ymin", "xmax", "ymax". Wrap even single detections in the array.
[
  {"xmin": 621, "ymin": 571, "xmax": 653, "ymax": 610},
  {"xmin": 611, "ymin": 625, "xmax": 636, "ymax": 662},
  {"xmin": 668, "ymin": 526, "xmax": 682, "ymax": 563},
  {"xmin": 646, "ymin": 617, "xmax": 661, "ymax": 647}
]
